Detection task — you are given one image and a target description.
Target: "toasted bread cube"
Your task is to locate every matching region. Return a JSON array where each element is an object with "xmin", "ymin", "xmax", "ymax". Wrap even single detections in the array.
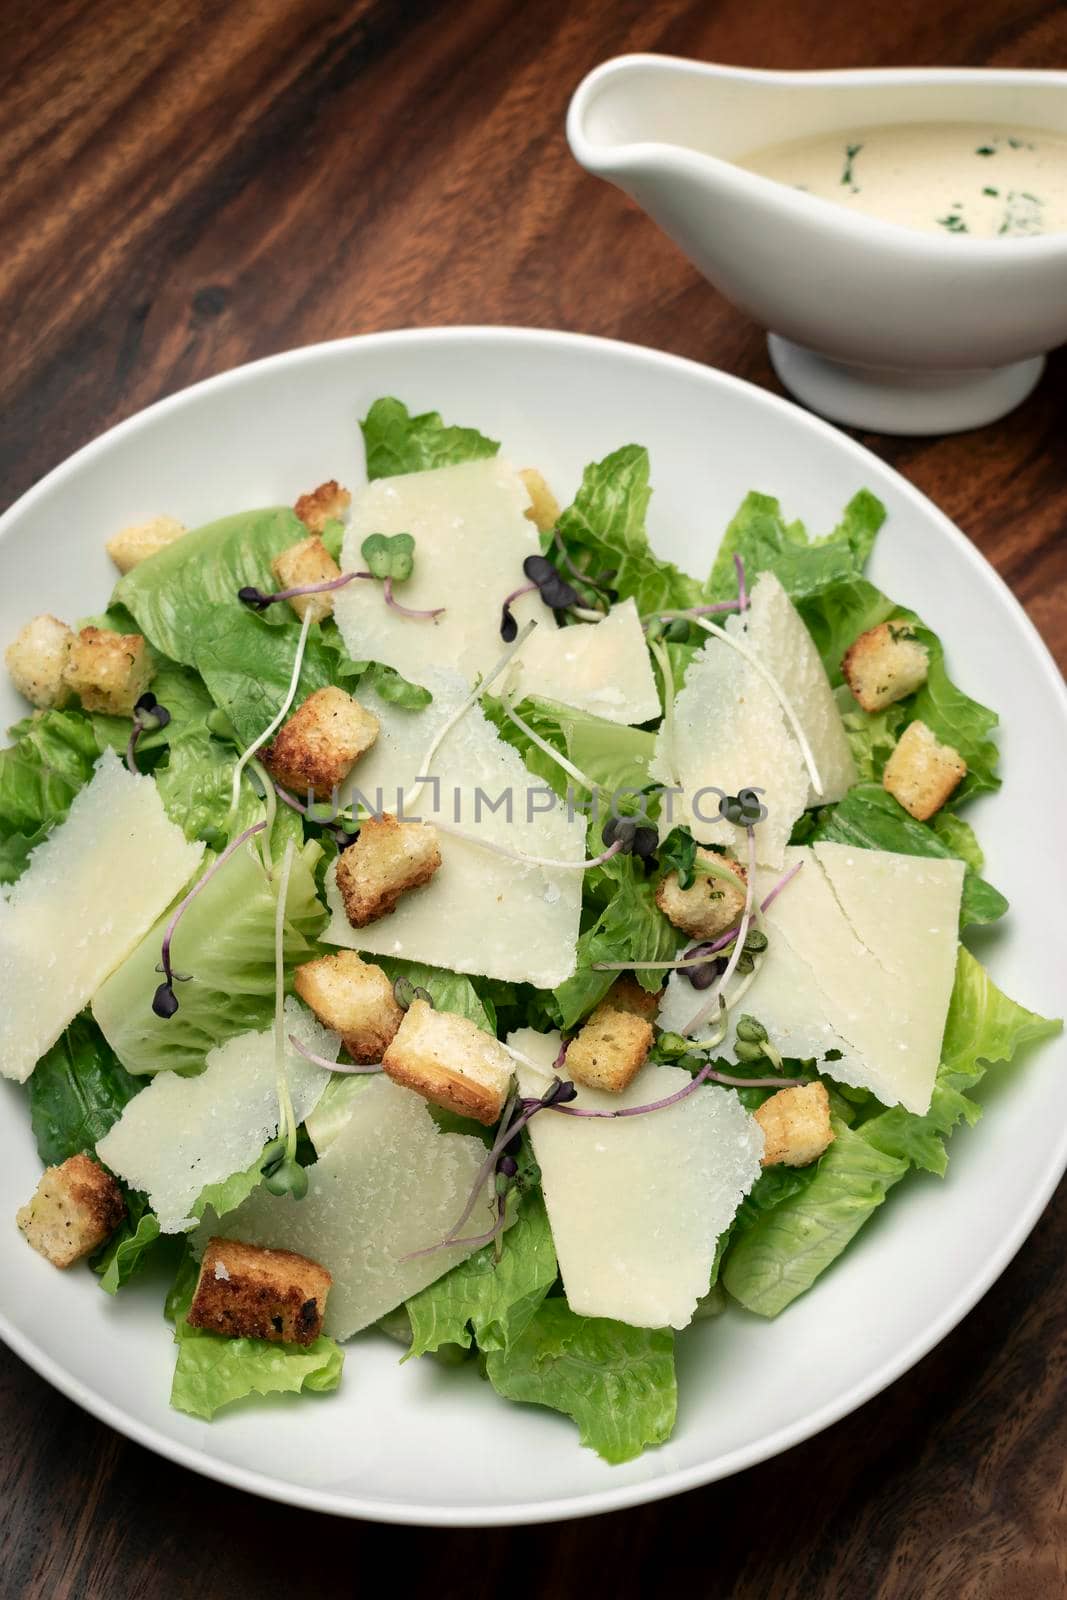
[
  {"xmin": 5, "ymin": 614, "xmax": 75, "ymax": 709},
  {"xmin": 754, "ymin": 1081, "xmax": 834, "ymax": 1168},
  {"xmin": 335, "ymin": 813, "xmax": 442, "ymax": 927},
  {"xmin": 842, "ymin": 621, "xmax": 931, "ymax": 712},
  {"xmin": 270, "ymin": 535, "xmax": 343, "ymax": 623},
  {"xmin": 382, "ymin": 998, "xmax": 513, "ymax": 1125},
  {"xmin": 17, "ymin": 1154, "xmax": 126, "ymax": 1268},
  {"xmin": 294, "ymin": 951, "xmax": 403, "ymax": 1063},
  {"xmin": 105, "ymin": 514, "xmax": 186, "ymax": 575},
  {"xmin": 519, "ymin": 468, "xmax": 561, "ymax": 534},
  {"xmin": 294, "ymin": 479, "xmax": 351, "ymax": 534},
  {"xmin": 883, "ymin": 719, "xmax": 966, "ymax": 821},
  {"xmin": 188, "ymin": 1237, "xmax": 331, "ymax": 1346},
  {"xmin": 61, "ymin": 626, "xmax": 153, "ymax": 716},
  {"xmin": 589, "ymin": 976, "xmax": 661, "ymax": 1025},
  {"xmin": 264, "ymin": 687, "xmax": 379, "ymax": 800},
  {"xmin": 655, "ymin": 850, "xmax": 747, "ymax": 941},
  {"xmin": 565, "ymin": 1009, "xmax": 653, "ymax": 1094}
]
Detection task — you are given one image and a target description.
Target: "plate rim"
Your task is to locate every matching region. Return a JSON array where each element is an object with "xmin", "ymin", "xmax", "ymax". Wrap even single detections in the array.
[{"xmin": 1, "ymin": 323, "xmax": 1064, "ymax": 1526}]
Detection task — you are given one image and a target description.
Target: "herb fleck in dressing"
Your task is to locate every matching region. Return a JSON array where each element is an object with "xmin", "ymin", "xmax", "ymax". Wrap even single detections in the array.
[{"xmin": 737, "ymin": 122, "xmax": 1067, "ymax": 238}]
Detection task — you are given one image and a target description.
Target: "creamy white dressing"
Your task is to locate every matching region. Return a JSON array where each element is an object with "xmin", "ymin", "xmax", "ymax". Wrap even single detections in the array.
[{"xmin": 737, "ymin": 122, "xmax": 1067, "ymax": 238}]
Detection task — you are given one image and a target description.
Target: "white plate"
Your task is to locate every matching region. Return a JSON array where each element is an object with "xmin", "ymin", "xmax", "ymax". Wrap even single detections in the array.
[{"xmin": 1, "ymin": 328, "xmax": 1064, "ymax": 1525}]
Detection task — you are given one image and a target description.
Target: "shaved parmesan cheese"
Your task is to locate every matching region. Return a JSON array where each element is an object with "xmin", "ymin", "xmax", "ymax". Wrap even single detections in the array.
[
  {"xmin": 651, "ymin": 572, "xmax": 856, "ymax": 866},
  {"xmin": 509, "ymin": 1028, "xmax": 764, "ymax": 1330},
  {"xmin": 506, "ymin": 598, "xmax": 660, "ymax": 725},
  {"xmin": 652, "ymin": 614, "xmax": 808, "ymax": 867},
  {"xmin": 199, "ymin": 1075, "xmax": 497, "ymax": 1338},
  {"xmin": 744, "ymin": 573, "xmax": 855, "ymax": 805},
  {"xmin": 328, "ymin": 671, "xmax": 584, "ymax": 987},
  {"xmin": 335, "ymin": 457, "xmax": 543, "ymax": 690},
  {"xmin": 0, "ymin": 750, "xmax": 203, "ymax": 1083},
  {"xmin": 662, "ymin": 846, "xmax": 963, "ymax": 1115},
  {"xmin": 335, "ymin": 459, "xmax": 657, "ymax": 724},
  {"xmin": 97, "ymin": 999, "xmax": 337, "ymax": 1232}
]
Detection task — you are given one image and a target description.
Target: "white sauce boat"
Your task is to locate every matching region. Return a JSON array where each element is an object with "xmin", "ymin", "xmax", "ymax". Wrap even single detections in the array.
[{"xmin": 568, "ymin": 58, "xmax": 1067, "ymax": 434}]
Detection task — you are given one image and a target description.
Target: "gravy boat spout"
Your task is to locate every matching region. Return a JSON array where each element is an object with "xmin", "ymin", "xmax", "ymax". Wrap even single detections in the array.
[{"xmin": 568, "ymin": 56, "xmax": 1067, "ymax": 433}]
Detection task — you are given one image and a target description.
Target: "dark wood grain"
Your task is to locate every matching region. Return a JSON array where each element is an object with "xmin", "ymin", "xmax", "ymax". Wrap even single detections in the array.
[{"xmin": 1, "ymin": 0, "xmax": 1065, "ymax": 1594}]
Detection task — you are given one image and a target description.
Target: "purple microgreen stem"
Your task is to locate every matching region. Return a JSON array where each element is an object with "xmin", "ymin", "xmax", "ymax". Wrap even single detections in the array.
[
  {"xmin": 288, "ymin": 1034, "xmax": 383, "ymax": 1075},
  {"xmin": 500, "ymin": 581, "xmax": 539, "ymax": 641},
  {"xmin": 125, "ymin": 692, "xmax": 171, "ymax": 774},
  {"xmin": 238, "ymin": 571, "xmax": 370, "ymax": 610},
  {"xmin": 153, "ymin": 821, "xmax": 268, "ymax": 1017},
  {"xmin": 734, "ymin": 553, "xmax": 749, "ymax": 612},
  {"xmin": 552, "ymin": 531, "xmax": 616, "ymax": 604},
  {"xmin": 383, "ymin": 576, "xmax": 445, "ymax": 620}
]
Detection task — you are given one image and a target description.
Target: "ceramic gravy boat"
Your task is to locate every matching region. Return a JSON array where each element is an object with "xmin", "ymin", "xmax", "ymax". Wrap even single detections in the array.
[{"xmin": 568, "ymin": 57, "xmax": 1067, "ymax": 433}]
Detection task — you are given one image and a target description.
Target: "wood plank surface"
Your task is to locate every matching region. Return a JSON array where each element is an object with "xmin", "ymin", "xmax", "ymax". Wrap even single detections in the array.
[{"xmin": 1, "ymin": 1, "xmax": 1064, "ymax": 1594}]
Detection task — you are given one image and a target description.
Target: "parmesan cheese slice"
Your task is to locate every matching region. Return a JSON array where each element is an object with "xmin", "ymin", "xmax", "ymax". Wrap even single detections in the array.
[
  {"xmin": 198, "ymin": 1074, "xmax": 497, "ymax": 1338},
  {"xmin": 0, "ymin": 750, "xmax": 203, "ymax": 1083},
  {"xmin": 509, "ymin": 1027, "xmax": 764, "ymax": 1330},
  {"xmin": 651, "ymin": 572, "xmax": 856, "ymax": 866},
  {"xmin": 335, "ymin": 458, "xmax": 658, "ymax": 724},
  {"xmin": 744, "ymin": 572, "xmax": 856, "ymax": 805},
  {"xmin": 96, "ymin": 999, "xmax": 338, "ymax": 1232},
  {"xmin": 506, "ymin": 598, "xmax": 660, "ymax": 725},
  {"xmin": 327, "ymin": 671, "xmax": 585, "ymax": 987},
  {"xmin": 659, "ymin": 845, "xmax": 964, "ymax": 1115}
]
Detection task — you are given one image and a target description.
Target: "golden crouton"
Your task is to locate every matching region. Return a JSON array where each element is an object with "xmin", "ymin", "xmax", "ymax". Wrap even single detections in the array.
[
  {"xmin": 754, "ymin": 1081, "xmax": 834, "ymax": 1168},
  {"xmin": 883, "ymin": 718, "xmax": 967, "ymax": 821},
  {"xmin": 17, "ymin": 1154, "xmax": 126, "ymax": 1268},
  {"xmin": 61, "ymin": 626, "xmax": 154, "ymax": 716},
  {"xmin": 188, "ymin": 1237, "xmax": 331, "ymax": 1346},
  {"xmin": 589, "ymin": 976, "xmax": 661, "ymax": 1025},
  {"xmin": 655, "ymin": 850, "xmax": 747, "ymax": 941},
  {"xmin": 335, "ymin": 813, "xmax": 442, "ymax": 928},
  {"xmin": 5, "ymin": 614, "xmax": 75, "ymax": 708},
  {"xmin": 294, "ymin": 951, "xmax": 403, "ymax": 1063},
  {"xmin": 263, "ymin": 686, "xmax": 379, "ymax": 799},
  {"xmin": 565, "ymin": 1009, "xmax": 653, "ymax": 1095},
  {"xmin": 519, "ymin": 468, "xmax": 561, "ymax": 534},
  {"xmin": 105, "ymin": 514, "xmax": 186, "ymax": 575},
  {"xmin": 294, "ymin": 479, "xmax": 351, "ymax": 534},
  {"xmin": 842, "ymin": 621, "xmax": 931, "ymax": 712},
  {"xmin": 270, "ymin": 535, "xmax": 343, "ymax": 623},
  {"xmin": 382, "ymin": 998, "xmax": 514, "ymax": 1125}
]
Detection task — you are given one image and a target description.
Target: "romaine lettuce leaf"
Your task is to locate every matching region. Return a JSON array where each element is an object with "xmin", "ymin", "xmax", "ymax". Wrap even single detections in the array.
[
  {"xmin": 721, "ymin": 1119, "xmax": 909, "ymax": 1317},
  {"xmin": 486, "ymin": 694, "xmax": 656, "ymax": 800},
  {"xmin": 405, "ymin": 1189, "xmax": 557, "ymax": 1358},
  {"xmin": 371, "ymin": 957, "xmax": 496, "ymax": 1033},
  {"xmin": 360, "ymin": 397, "xmax": 499, "ymax": 480},
  {"xmin": 551, "ymin": 853, "xmax": 680, "ymax": 1027},
  {"xmin": 706, "ymin": 489, "xmax": 885, "ymax": 604},
  {"xmin": 484, "ymin": 1299, "xmax": 676, "ymax": 1464},
  {"xmin": 91, "ymin": 839, "xmax": 325, "ymax": 1075},
  {"xmin": 115, "ymin": 507, "xmax": 307, "ymax": 666},
  {"xmin": 808, "ymin": 784, "xmax": 1008, "ymax": 927},
  {"xmin": 167, "ymin": 1254, "xmax": 344, "ymax": 1421},
  {"xmin": 28, "ymin": 1015, "xmax": 145, "ymax": 1165},
  {"xmin": 554, "ymin": 445, "xmax": 704, "ymax": 616},
  {"xmin": 94, "ymin": 1199, "xmax": 163, "ymax": 1294}
]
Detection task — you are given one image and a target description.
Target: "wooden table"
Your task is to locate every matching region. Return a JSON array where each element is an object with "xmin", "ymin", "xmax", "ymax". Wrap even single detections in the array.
[{"xmin": 2, "ymin": 1, "xmax": 1065, "ymax": 1593}]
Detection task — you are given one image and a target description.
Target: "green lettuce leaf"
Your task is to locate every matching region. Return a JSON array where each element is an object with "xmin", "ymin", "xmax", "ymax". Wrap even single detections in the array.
[
  {"xmin": 115, "ymin": 507, "xmax": 307, "ymax": 666},
  {"xmin": 371, "ymin": 957, "xmax": 496, "ymax": 1033},
  {"xmin": 168, "ymin": 1258, "xmax": 344, "ymax": 1421},
  {"xmin": 94, "ymin": 1198, "xmax": 164, "ymax": 1294},
  {"xmin": 486, "ymin": 694, "xmax": 656, "ymax": 800},
  {"xmin": 91, "ymin": 839, "xmax": 325, "ymax": 1075},
  {"xmin": 552, "ymin": 853, "xmax": 679, "ymax": 1027},
  {"xmin": 484, "ymin": 1299, "xmax": 676, "ymax": 1465},
  {"xmin": 721, "ymin": 1120, "xmax": 909, "ymax": 1317},
  {"xmin": 554, "ymin": 446, "xmax": 703, "ymax": 616},
  {"xmin": 361, "ymin": 397, "xmax": 499, "ymax": 480},
  {"xmin": 406, "ymin": 1189, "xmax": 557, "ymax": 1358},
  {"xmin": 858, "ymin": 947, "xmax": 1062, "ymax": 1175},
  {"xmin": 706, "ymin": 489, "xmax": 885, "ymax": 603},
  {"xmin": 28, "ymin": 1015, "xmax": 145, "ymax": 1165},
  {"xmin": 808, "ymin": 784, "xmax": 1008, "ymax": 928}
]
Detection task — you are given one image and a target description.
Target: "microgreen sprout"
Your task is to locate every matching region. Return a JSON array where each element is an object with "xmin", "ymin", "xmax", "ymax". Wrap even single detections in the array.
[
  {"xmin": 601, "ymin": 815, "xmax": 658, "ymax": 861},
  {"xmin": 361, "ymin": 532, "xmax": 414, "ymax": 582},
  {"xmin": 125, "ymin": 692, "xmax": 171, "ymax": 774},
  {"xmin": 552, "ymin": 531, "xmax": 617, "ymax": 605},
  {"xmin": 382, "ymin": 578, "xmax": 444, "ymax": 620},
  {"xmin": 152, "ymin": 820, "xmax": 268, "ymax": 1017},
  {"xmin": 238, "ymin": 571, "xmax": 365, "ymax": 610},
  {"xmin": 733, "ymin": 1014, "xmax": 786, "ymax": 1073},
  {"xmin": 228, "ymin": 605, "xmax": 313, "ymax": 819},
  {"xmin": 499, "ymin": 697, "xmax": 595, "ymax": 791},
  {"xmin": 393, "ymin": 976, "xmax": 434, "ymax": 1011},
  {"xmin": 523, "ymin": 554, "xmax": 581, "ymax": 611},
  {"xmin": 264, "ymin": 839, "xmax": 306, "ymax": 1199},
  {"xmin": 734, "ymin": 553, "xmax": 749, "ymax": 612},
  {"xmin": 288, "ymin": 1033, "xmax": 384, "ymax": 1075},
  {"xmin": 500, "ymin": 582, "xmax": 539, "ymax": 642}
]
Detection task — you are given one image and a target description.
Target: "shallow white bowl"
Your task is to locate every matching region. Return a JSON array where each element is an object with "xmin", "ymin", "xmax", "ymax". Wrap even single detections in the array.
[{"xmin": 1, "ymin": 327, "xmax": 1064, "ymax": 1525}]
